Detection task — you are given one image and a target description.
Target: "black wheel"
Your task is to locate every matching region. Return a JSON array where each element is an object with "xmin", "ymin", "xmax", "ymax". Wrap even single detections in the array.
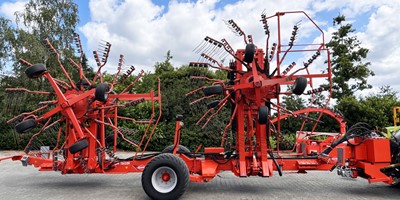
[
  {"xmin": 243, "ymin": 43, "xmax": 256, "ymax": 63},
  {"xmin": 15, "ymin": 119, "xmax": 37, "ymax": 133},
  {"xmin": 25, "ymin": 64, "xmax": 47, "ymax": 78},
  {"xmin": 203, "ymin": 85, "xmax": 223, "ymax": 96},
  {"xmin": 76, "ymin": 78, "xmax": 91, "ymax": 90},
  {"xmin": 69, "ymin": 139, "xmax": 89, "ymax": 154},
  {"xmin": 105, "ymin": 134, "xmax": 116, "ymax": 147},
  {"xmin": 95, "ymin": 83, "xmax": 110, "ymax": 102},
  {"xmin": 258, "ymin": 106, "xmax": 269, "ymax": 124},
  {"xmin": 142, "ymin": 153, "xmax": 189, "ymax": 200},
  {"xmin": 207, "ymin": 100, "xmax": 220, "ymax": 109},
  {"xmin": 162, "ymin": 145, "xmax": 191, "ymax": 154},
  {"xmin": 292, "ymin": 76, "xmax": 307, "ymax": 95}
]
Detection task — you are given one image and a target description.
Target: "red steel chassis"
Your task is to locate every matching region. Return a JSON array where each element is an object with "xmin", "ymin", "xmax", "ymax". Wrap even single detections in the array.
[{"xmin": 0, "ymin": 11, "xmax": 396, "ymax": 200}]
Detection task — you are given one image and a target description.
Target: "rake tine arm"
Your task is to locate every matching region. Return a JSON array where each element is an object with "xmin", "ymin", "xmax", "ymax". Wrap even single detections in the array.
[
  {"xmin": 92, "ymin": 43, "xmax": 112, "ymax": 83},
  {"xmin": 221, "ymin": 39, "xmax": 236, "ymax": 56},
  {"xmin": 23, "ymin": 118, "xmax": 53, "ymax": 153},
  {"xmin": 102, "ymin": 119, "xmax": 136, "ymax": 148},
  {"xmin": 226, "ymin": 19, "xmax": 247, "ymax": 44},
  {"xmin": 83, "ymin": 126, "xmax": 102, "ymax": 147},
  {"xmin": 200, "ymin": 53, "xmax": 232, "ymax": 72},
  {"xmin": 116, "ymin": 116, "xmax": 152, "ymax": 124},
  {"xmin": 7, "ymin": 105, "xmax": 49, "ymax": 124},
  {"xmin": 42, "ymin": 118, "xmax": 62, "ymax": 131},
  {"xmin": 68, "ymin": 57, "xmax": 82, "ymax": 72},
  {"xmin": 5, "ymin": 88, "xmax": 52, "ymax": 95},
  {"xmin": 100, "ymin": 98, "xmax": 145, "ymax": 110},
  {"xmin": 190, "ymin": 76, "xmax": 229, "ymax": 87},
  {"xmin": 43, "ymin": 39, "xmax": 76, "ymax": 88},
  {"xmin": 139, "ymin": 80, "xmax": 162, "ymax": 156},
  {"xmin": 189, "ymin": 94, "xmax": 217, "ymax": 105},
  {"xmin": 134, "ymin": 80, "xmax": 161, "ymax": 158},
  {"xmin": 140, "ymin": 96, "xmax": 162, "ymax": 154},
  {"xmin": 92, "ymin": 51, "xmax": 103, "ymax": 83},
  {"xmin": 120, "ymin": 65, "xmax": 136, "ymax": 83},
  {"xmin": 51, "ymin": 127, "xmax": 64, "ymax": 153},
  {"xmin": 93, "ymin": 118, "xmax": 141, "ymax": 150},
  {"xmin": 121, "ymin": 70, "xmax": 145, "ymax": 94},
  {"xmin": 68, "ymin": 58, "xmax": 90, "ymax": 83},
  {"xmin": 201, "ymin": 94, "xmax": 231, "ymax": 128},
  {"xmin": 205, "ymin": 37, "xmax": 236, "ymax": 59},
  {"xmin": 221, "ymin": 102, "xmax": 239, "ymax": 146},
  {"xmin": 54, "ymin": 78, "xmax": 71, "ymax": 90},
  {"xmin": 38, "ymin": 100, "xmax": 57, "ymax": 105},
  {"xmin": 279, "ymin": 25, "xmax": 299, "ymax": 64},
  {"xmin": 190, "ymin": 76, "xmax": 227, "ymax": 84},
  {"xmin": 196, "ymin": 108, "xmax": 215, "ymax": 125},
  {"xmin": 268, "ymin": 43, "xmax": 277, "ymax": 63},
  {"xmin": 73, "ymin": 32, "xmax": 84, "ymax": 61},
  {"xmin": 185, "ymin": 86, "xmax": 205, "ymax": 97},
  {"xmin": 221, "ymin": 39, "xmax": 249, "ymax": 69},
  {"xmin": 18, "ymin": 58, "xmax": 32, "ymax": 67},
  {"xmin": 111, "ymin": 55, "xmax": 124, "ymax": 90}
]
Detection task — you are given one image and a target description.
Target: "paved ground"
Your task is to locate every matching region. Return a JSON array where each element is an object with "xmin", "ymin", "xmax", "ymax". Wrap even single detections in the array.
[{"xmin": 1, "ymin": 151, "xmax": 399, "ymax": 200}]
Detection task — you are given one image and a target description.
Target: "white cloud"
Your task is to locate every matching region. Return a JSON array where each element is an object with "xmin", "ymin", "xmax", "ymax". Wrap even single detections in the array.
[
  {"xmin": 2, "ymin": 0, "xmax": 400, "ymax": 97},
  {"xmin": 354, "ymin": 3, "xmax": 400, "ymax": 97},
  {"xmin": 312, "ymin": 0, "xmax": 383, "ymax": 18},
  {"xmin": 0, "ymin": 0, "xmax": 28, "ymax": 24},
  {"xmin": 79, "ymin": 0, "xmax": 318, "ymax": 73}
]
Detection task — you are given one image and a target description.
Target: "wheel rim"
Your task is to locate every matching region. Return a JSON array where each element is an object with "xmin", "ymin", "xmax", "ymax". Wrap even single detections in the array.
[
  {"xmin": 151, "ymin": 166, "xmax": 177, "ymax": 193},
  {"xmin": 104, "ymin": 93, "xmax": 108, "ymax": 102}
]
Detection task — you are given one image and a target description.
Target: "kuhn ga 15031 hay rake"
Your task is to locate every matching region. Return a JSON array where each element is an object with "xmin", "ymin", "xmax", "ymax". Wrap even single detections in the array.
[{"xmin": 1, "ymin": 11, "xmax": 399, "ymax": 200}]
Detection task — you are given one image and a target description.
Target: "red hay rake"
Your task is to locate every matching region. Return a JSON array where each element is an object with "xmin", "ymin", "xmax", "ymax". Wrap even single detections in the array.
[
  {"xmin": 5, "ymin": 33, "xmax": 162, "ymax": 174},
  {"xmin": 187, "ymin": 11, "xmax": 343, "ymax": 163},
  {"xmin": 1, "ymin": 11, "xmax": 398, "ymax": 200}
]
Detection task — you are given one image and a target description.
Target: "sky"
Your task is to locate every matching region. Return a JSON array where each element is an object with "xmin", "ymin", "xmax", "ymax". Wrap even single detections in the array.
[{"xmin": 0, "ymin": 0, "xmax": 399, "ymax": 98}]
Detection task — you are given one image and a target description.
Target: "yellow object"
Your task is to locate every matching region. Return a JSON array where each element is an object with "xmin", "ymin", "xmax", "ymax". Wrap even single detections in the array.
[{"xmin": 393, "ymin": 106, "xmax": 400, "ymax": 126}]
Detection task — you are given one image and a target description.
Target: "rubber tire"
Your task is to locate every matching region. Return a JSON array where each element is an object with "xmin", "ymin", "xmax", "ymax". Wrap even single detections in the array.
[
  {"xmin": 15, "ymin": 119, "xmax": 37, "ymax": 133},
  {"xmin": 292, "ymin": 76, "xmax": 307, "ymax": 95},
  {"xmin": 203, "ymin": 85, "xmax": 223, "ymax": 96},
  {"xmin": 95, "ymin": 83, "xmax": 110, "ymax": 102},
  {"xmin": 105, "ymin": 134, "xmax": 116, "ymax": 147},
  {"xmin": 25, "ymin": 64, "xmax": 47, "ymax": 78},
  {"xmin": 69, "ymin": 139, "xmax": 89, "ymax": 154},
  {"xmin": 162, "ymin": 145, "xmax": 191, "ymax": 154},
  {"xmin": 142, "ymin": 153, "xmax": 189, "ymax": 200},
  {"xmin": 76, "ymin": 79, "xmax": 90, "ymax": 90},
  {"xmin": 207, "ymin": 100, "xmax": 220, "ymax": 109},
  {"xmin": 243, "ymin": 43, "xmax": 256, "ymax": 63},
  {"xmin": 258, "ymin": 106, "xmax": 269, "ymax": 124}
]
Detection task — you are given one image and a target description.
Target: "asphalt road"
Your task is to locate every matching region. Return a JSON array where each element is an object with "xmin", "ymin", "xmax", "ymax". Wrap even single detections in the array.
[{"xmin": 1, "ymin": 151, "xmax": 399, "ymax": 200}]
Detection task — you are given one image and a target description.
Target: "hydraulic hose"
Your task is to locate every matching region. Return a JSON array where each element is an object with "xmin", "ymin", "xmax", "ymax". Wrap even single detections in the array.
[{"xmin": 268, "ymin": 151, "xmax": 283, "ymax": 176}]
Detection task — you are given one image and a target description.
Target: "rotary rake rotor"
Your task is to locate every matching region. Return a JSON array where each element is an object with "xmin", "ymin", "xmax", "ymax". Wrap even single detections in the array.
[
  {"xmin": 6, "ymin": 33, "xmax": 161, "ymax": 174},
  {"xmin": 187, "ymin": 11, "xmax": 339, "ymax": 165},
  {"xmin": 1, "ymin": 11, "xmax": 398, "ymax": 200}
]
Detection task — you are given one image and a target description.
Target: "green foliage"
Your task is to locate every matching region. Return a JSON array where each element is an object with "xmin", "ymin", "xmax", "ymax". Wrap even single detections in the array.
[
  {"xmin": 326, "ymin": 14, "xmax": 374, "ymax": 99},
  {"xmin": 0, "ymin": 9, "xmax": 397, "ymax": 153},
  {"xmin": 130, "ymin": 55, "xmax": 229, "ymax": 151},
  {"xmin": 0, "ymin": 17, "xmax": 14, "ymax": 70},
  {"xmin": 0, "ymin": 0, "xmax": 81, "ymax": 113},
  {"xmin": 0, "ymin": 0, "xmax": 80, "ymax": 150},
  {"xmin": 336, "ymin": 86, "xmax": 400, "ymax": 127},
  {"xmin": 269, "ymin": 133, "xmax": 297, "ymax": 150}
]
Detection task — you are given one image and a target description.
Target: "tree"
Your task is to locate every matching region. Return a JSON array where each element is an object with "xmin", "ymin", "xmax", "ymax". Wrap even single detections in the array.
[
  {"xmin": 0, "ymin": 0, "xmax": 81, "ymax": 149},
  {"xmin": 0, "ymin": 0, "xmax": 80, "ymax": 112},
  {"xmin": 155, "ymin": 50, "xmax": 174, "ymax": 75},
  {"xmin": 0, "ymin": 17, "xmax": 14, "ymax": 72},
  {"xmin": 336, "ymin": 86, "xmax": 400, "ymax": 127},
  {"xmin": 13, "ymin": 0, "xmax": 79, "ymax": 78},
  {"xmin": 326, "ymin": 14, "xmax": 374, "ymax": 100}
]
